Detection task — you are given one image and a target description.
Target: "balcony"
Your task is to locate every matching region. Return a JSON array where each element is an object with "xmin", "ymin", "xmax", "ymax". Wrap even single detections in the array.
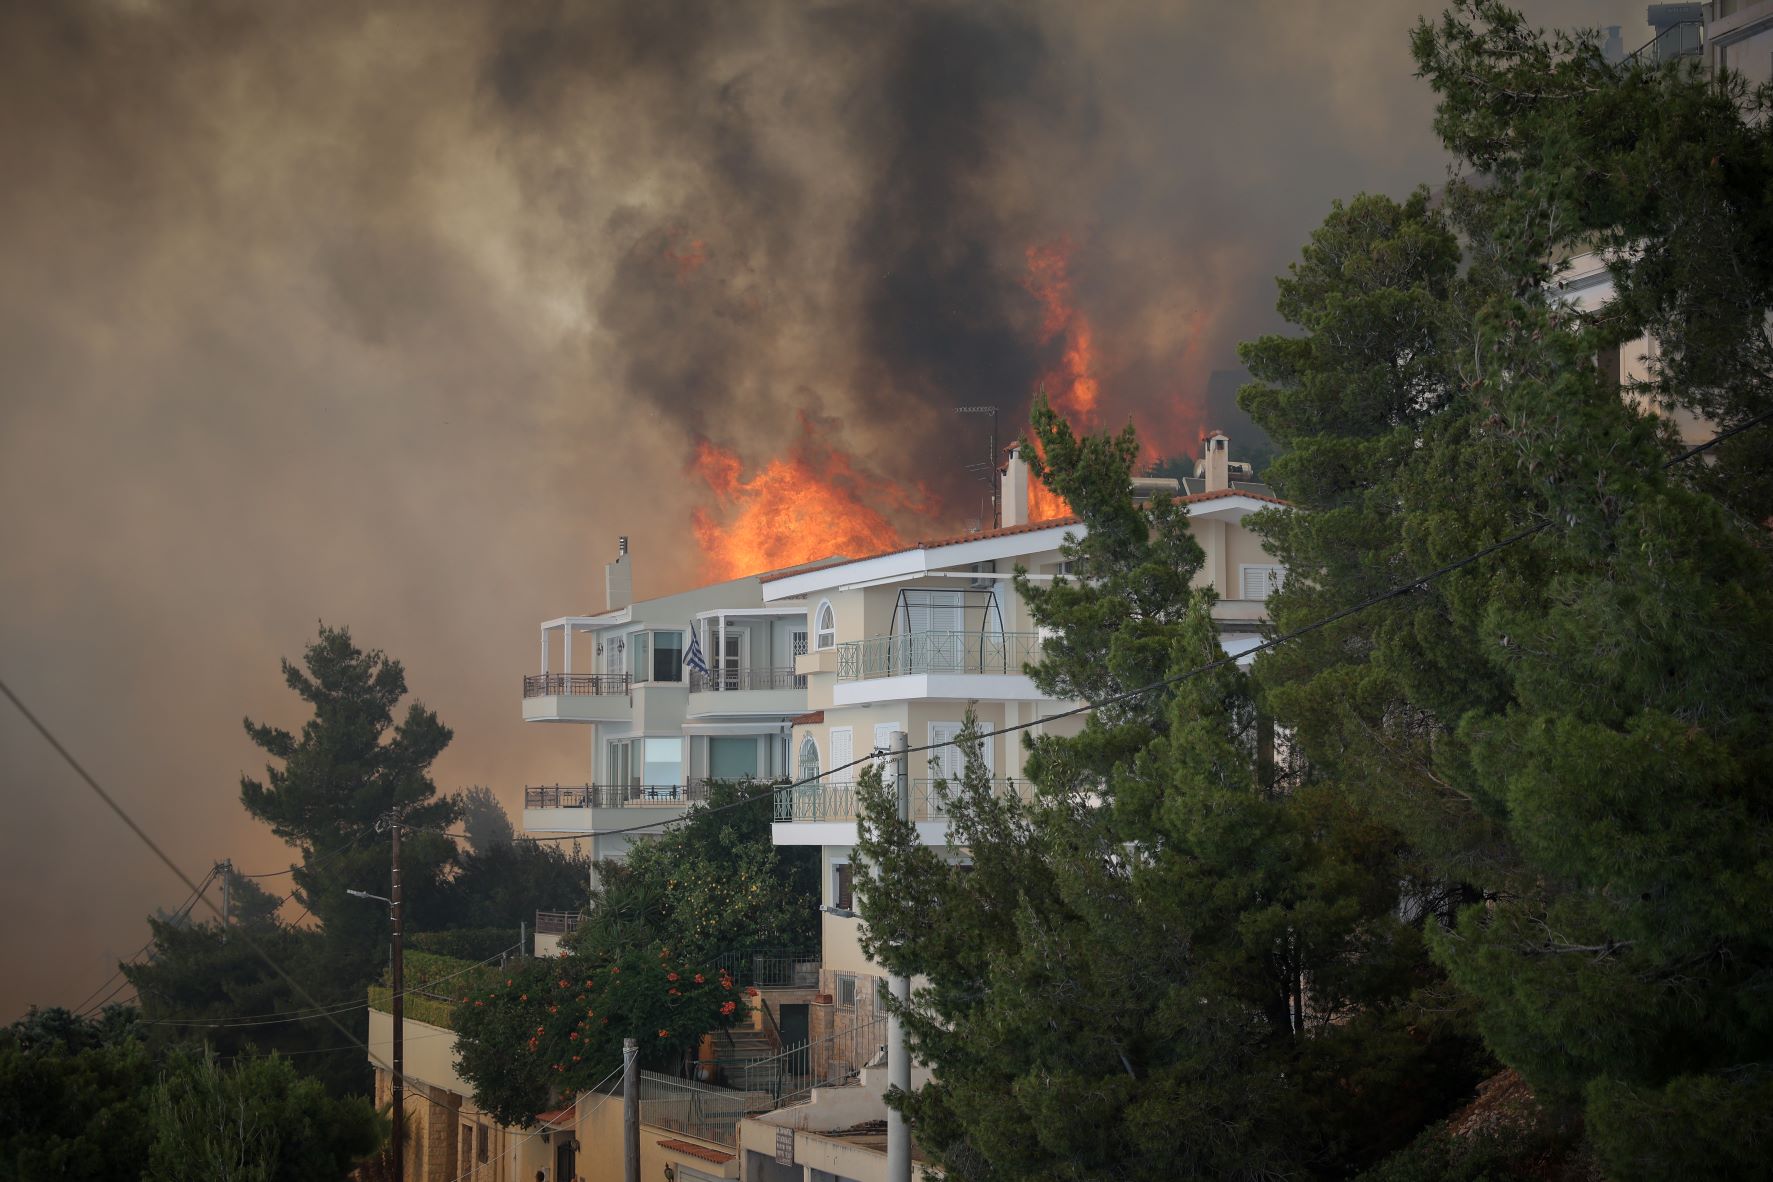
[
  {"xmin": 686, "ymin": 665, "xmax": 807, "ymax": 718},
  {"xmin": 524, "ymin": 783, "xmax": 713, "ymax": 810},
  {"xmin": 830, "ymin": 631, "xmax": 1046, "ymax": 705},
  {"xmin": 774, "ymin": 777, "xmax": 1031, "ymax": 823},
  {"xmin": 520, "ymin": 672, "xmax": 632, "ymax": 723},
  {"xmin": 836, "ymin": 631, "xmax": 1042, "ymax": 680}
]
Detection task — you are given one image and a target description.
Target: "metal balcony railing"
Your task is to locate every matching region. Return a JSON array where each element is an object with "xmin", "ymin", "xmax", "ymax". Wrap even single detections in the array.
[
  {"xmin": 835, "ymin": 631, "xmax": 1042, "ymax": 682},
  {"xmin": 1631, "ymin": 19, "xmax": 1702, "ymax": 65},
  {"xmin": 773, "ymin": 777, "xmax": 1029, "ymax": 823},
  {"xmin": 524, "ymin": 783, "xmax": 712, "ymax": 810},
  {"xmin": 687, "ymin": 666, "xmax": 806, "ymax": 692},
  {"xmin": 521, "ymin": 672, "xmax": 630, "ymax": 698},
  {"xmin": 534, "ymin": 910, "xmax": 582, "ymax": 935}
]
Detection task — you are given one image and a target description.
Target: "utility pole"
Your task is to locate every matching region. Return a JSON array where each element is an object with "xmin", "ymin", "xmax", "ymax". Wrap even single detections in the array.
[
  {"xmin": 623, "ymin": 1037, "xmax": 640, "ymax": 1182},
  {"xmin": 391, "ymin": 816, "xmax": 405, "ymax": 1182},
  {"xmin": 217, "ymin": 859, "xmax": 232, "ymax": 943},
  {"xmin": 886, "ymin": 731, "xmax": 912, "ymax": 1182}
]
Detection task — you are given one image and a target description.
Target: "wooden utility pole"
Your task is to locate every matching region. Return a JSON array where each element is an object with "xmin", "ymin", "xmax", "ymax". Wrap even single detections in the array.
[
  {"xmin": 391, "ymin": 816, "xmax": 405, "ymax": 1182},
  {"xmin": 623, "ymin": 1037, "xmax": 640, "ymax": 1182}
]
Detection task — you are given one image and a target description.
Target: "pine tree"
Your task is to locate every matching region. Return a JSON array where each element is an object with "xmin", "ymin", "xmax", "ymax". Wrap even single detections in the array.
[
  {"xmin": 239, "ymin": 624, "xmax": 457, "ymax": 974},
  {"xmin": 1240, "ymin": 7, "xmax": 1773, "ymax": 1174},
  {"xmin": 851, "ymin": 395, "xmax": 1481, "ymax": 1180}
]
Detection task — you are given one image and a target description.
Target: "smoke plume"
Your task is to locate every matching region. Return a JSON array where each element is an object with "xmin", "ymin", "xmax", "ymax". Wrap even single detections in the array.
[{"xmin": 0, "ymin": 0, "xmax": 1631, "ymax": 1017}]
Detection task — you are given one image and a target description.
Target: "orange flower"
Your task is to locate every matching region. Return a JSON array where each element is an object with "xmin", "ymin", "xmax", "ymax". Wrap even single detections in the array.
[
  {"xmin": 693, "ymin": 974, "xmax": 705, "ymax": 984},
  {"xmin": 657, "ymin": 1029, "xmax": 670, "ymax": 1038},
  {"xmin": 720, "ymin": 1001, "xmax": 737, "ymax": 1016},
  {"xmin": 666, "ymin": 972, "xmax": 679, "ymax": 982}
]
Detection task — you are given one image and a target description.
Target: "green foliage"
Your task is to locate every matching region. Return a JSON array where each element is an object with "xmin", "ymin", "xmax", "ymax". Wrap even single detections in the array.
[
  {"xmin": 239, "ymin": 623, "xmax": 458, "ymax": 976},
  {"xmin": 123, "ymin": 896, "xmax": 368, "ymax": 1097},
  {"xmin": 0, "ymin": 1009, "xmax": 379, "ymax": 1182},
  {"xmin": 436, "ymin": 837, "xmax": 592, "ymax": 933},
  {"xmin": 145, "ymin": 1049, "xmax": 381, "ymax": 1182},
  {"xmin": 1239, "ymin": 5, "xmax": 1773, "ymax": 1172},
  {"xmin": 449, "ymin": 947, "xmax": 746, "ymax": 1126},
  {"xmin": 0, "ymin": 1007, "xmax": 156, "ymax": 1182},
  {"xmin": 567, "ymin": 780, "xmax": 815, "ymax": 965},
  {"xmin": 408, "ymin": 927, "xmax": 525, "ymax": 963},
  {"xmin": 459, "ymin": 785, "xmax": 516, "ymax": 852},
  {"xmin": 852, "ymin": 396, "xmax": 1479, "ymax": 1180}
]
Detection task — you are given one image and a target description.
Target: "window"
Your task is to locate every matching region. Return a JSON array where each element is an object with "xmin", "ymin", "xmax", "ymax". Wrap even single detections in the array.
[
  {"xmin": 815, "ymin": 601, "xmax": 836, "ymax": 649},
  {"xmin": 1240, "ymin": 564, "xmax": 1286, "ymax": 601},
  {"xmin": 629, "ymin": 632, "xmax": 650, "ymax": 681},
  {"xmin": 477, "ymin": 1124, "xmax": 489, "ymax": 1163},
  {"xmin": 791, "ymin": 629, "xmax": 808, "ymax": 688},
  {"xmin": 798, "ymin": 734, "xmax": 820, "ymax": 784},
  {"xmin": 832, "ymin": 863, "xmax": 853, "ymax": 911},
  {"xmin": 835, "ymin": 971, "xmax": 858, "ymax": 1008},
  {"xmin": 461, "ymin": 1124, "xmax": 474, "ymax": 1173},
  {"xmin": 641, "ymin": 737, "xmax": 683, "ymax": 786},
  {"xmin": 651, "ymin": 630, "xmax": 684, "ymax": 682},
  {"xmin": 903, "ymin": 589, "xmax": 962, "ymax": 633}
]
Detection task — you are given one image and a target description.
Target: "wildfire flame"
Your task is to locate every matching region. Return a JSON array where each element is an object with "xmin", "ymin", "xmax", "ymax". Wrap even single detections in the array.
[
  {"xmin": 1025, "ymin": 438, "xmax": 1072, "ymax": 523},
  {"xmin": 692, "ymin": 415, "xmax": 933, "ymax": 581},
  {"xmin": 1023, "ymin": 240, "xmax": 1101, "ymax": 430}
]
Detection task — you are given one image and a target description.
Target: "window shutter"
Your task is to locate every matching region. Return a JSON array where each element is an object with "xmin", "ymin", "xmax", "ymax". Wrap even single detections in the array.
[
  {"xmin": 1242, "ymin": 565, "xmax": 1285, "ymax": 600},
  {"xmin": 830, "ymin": 728, "xmax": 854, "ymax": 783}
]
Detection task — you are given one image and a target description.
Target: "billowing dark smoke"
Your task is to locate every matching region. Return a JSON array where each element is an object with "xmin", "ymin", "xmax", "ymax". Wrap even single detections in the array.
[{"xmin": 0, "ymin": 0, "xmax": 1633, "ymax": 1018}]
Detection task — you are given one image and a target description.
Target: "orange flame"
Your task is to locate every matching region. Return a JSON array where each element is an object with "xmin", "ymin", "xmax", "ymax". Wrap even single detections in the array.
[
  {"xmin": 662, "ymin": 229, "xmax": 708, "ymax": 281},
  {"xmin": 1023, "ymin": 240, "xmax": 1101, "ymax": 429},
  {"xmin": 1025, "ymin": 437, "xmax": 1072, "ymax": 523},
  {"xmin": 692, "ymin": 416, "xmax": 933, "ymax": 581}
]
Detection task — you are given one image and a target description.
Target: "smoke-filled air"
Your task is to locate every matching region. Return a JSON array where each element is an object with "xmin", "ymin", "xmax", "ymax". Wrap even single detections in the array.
[{"xmin": 0, "ymin": 0, "xmax": 1627, "ymax": 1018}]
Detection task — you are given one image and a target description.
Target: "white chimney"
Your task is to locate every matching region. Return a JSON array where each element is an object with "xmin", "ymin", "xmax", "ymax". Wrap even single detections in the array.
[
  {"xmin": 1001, "ymin": 444, "xmax": 1029, "ymax": 527},
  {"xmin": 1203, "ymin": 433, "xmax": 1231, "ymax": 492},
  {"xmin": 605, "ymin": 536, "xmax": 632, "ymax": 611}
]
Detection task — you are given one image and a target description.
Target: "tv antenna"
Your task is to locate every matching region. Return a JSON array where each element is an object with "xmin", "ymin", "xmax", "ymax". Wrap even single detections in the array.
[{"xmin": 954, "ymin": 406, "xmax": 999, "ymax": 528}]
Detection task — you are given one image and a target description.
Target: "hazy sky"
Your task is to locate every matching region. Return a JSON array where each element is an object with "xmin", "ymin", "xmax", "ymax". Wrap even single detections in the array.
[{"xmin": 0, "ymin": 0, "xmax": 1638, "ymax": 1019}]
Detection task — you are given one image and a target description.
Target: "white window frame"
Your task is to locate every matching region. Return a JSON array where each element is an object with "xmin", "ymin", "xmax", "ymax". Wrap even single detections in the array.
[
  {"xmin": 834, "ymin": 971, "xmax": 858, "ymax": 1009},
  {"xmin": 798, "ymin": 734, "xmax": 821, "ymax": 784},
  {"xmin": 815, "ymin": 600, "xmax": 837, "ymax": 650},
  {"xmin": 1238, "ymin": 564, "xmax": 1287, "ymax": 602}
]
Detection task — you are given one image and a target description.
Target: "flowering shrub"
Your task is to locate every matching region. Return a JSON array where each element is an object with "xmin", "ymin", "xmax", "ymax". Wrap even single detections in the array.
[{"xmin": 451, "ymin": 943, "xmax": 743, "ymax": 1125}]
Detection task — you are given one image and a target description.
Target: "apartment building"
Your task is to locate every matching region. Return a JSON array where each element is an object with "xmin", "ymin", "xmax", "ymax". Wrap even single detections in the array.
[
  {"xmin": 520, "ymin": 538, "xmax": 812, "ymax": 873},
  {"xmin": 760, "ymin": 439, "xmax": 1283, "ymax": 1085}
]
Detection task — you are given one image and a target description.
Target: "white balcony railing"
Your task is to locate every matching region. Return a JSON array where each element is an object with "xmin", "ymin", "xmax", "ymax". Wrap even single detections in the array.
[
  {"xmin": 774, "ymin": 778, "xmax": 1030, "ymax": 823},
  {"xmin": 835, "ymin": 631, "xmax": 1042, "ymax": 682}
]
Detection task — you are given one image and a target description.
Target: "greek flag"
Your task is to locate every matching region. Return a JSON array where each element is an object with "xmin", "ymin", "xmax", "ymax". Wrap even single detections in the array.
[{"xmin": 683, "ymin": 626, "xmax": 710, "ymax": 676}]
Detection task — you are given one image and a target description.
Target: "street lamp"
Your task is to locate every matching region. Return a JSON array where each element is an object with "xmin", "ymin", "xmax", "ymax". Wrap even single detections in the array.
[{"xmin": 346, "ymin": 889, "xmax": 391, "ymax": 905}]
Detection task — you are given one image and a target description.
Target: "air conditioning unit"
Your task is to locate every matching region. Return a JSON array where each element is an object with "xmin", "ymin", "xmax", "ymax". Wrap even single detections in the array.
[{"xmin": 968, "ymin": 561, "xmax": 995, "ymax": 591}]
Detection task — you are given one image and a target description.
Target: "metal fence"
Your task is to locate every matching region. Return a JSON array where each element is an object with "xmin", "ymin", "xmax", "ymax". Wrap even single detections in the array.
[
  {"xmin": 524, "ymin": 783, "xmax": 712, "ymax": 809},
  {"xmin": 836, "ymin": 630, "xmax": 1043, "ymax": 681},
  {"xmin": 688, "ymin": 666, "xmax": 806, "ymax": 692},
  {"xmin": 633, "ymin": 1071, "xmax": 771, "ymax": 1146},
  {"xmin": 521, "ymin": 672, "xmax": 630, "ymax": 698},
  {"xmin": 710, "ymin": 947, "xmax": 821, "ymax": 989},
  {"xmin": 720, "ymin": 1013, "xmax": 890, "ymax": 1107},
  {"xmin": 774, "ymin": 777, "xmax": 1029, "ymax": 823},
  {"xmin": 533, "ymin": 910, "xmax": 581, "ymax": 935}
]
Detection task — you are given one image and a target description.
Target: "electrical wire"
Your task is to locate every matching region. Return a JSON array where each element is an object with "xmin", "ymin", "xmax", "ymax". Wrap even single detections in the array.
[{"xmin": 72, "ymin": 865, "xmax": 218, "ymax": 1016}]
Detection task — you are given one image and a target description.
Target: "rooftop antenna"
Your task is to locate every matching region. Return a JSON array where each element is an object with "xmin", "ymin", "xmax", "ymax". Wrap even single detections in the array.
[{"xmin": 954, "ymin": 406, "xmax": 999, "ymax": 528}]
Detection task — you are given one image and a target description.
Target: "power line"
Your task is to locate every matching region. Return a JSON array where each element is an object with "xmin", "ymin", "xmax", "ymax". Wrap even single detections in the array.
[
  {"xmin": 72, "ymin": 865, "xmax": 218, "ymax": 1016},
  {"xmin": 0, "ymin": 679, "xmax": 467, "ymax": 1124}
]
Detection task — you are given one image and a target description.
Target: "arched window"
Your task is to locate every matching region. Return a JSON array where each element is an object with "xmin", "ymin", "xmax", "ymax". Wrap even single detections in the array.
[
  {"xmin": 798, "ymin": 734, "xmax": 821, "ymax": 784},
  {"xmin": 815, "ymin": 600, "xmax": 837, "ymax": 650}
]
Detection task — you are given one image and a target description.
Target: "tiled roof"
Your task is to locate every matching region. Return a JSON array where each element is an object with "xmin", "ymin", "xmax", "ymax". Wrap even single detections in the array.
[
  {"xmin": 788, "ymin": 710, "xmax": 824, "ymax": 725},
  {"xmin": 758, "ymin": 487, "xmax": 1289, "ymax": 583},
  {"xmin": 535, "ymin": 1103, "xmax": 576, "ymax": 1127},
  {"xmin": 656, "ymin": 1138, "xmax": 736, "ymax": 1164}
]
